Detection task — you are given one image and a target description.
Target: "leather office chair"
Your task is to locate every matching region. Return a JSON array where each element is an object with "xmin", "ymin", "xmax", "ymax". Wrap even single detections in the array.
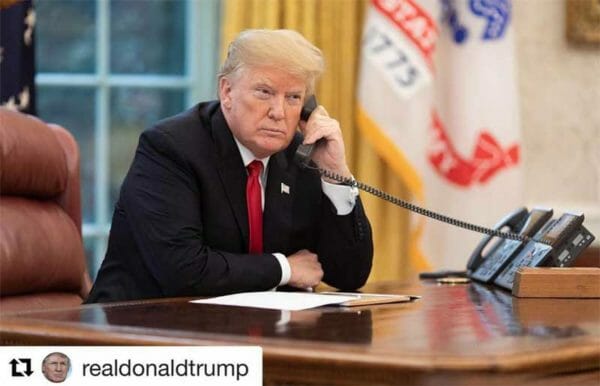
[{"xmin": 0, "ymin": 107, "xmax": 91, "ymax": 312}]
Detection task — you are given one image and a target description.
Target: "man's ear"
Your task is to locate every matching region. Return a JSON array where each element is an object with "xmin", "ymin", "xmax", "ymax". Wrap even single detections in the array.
[{"xmin": 219, "ymin": 77, "xmax": 232, "ymax": 109}]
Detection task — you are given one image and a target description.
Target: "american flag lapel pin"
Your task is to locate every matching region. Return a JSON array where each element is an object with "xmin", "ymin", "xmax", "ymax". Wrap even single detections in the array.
[{"xmin": 281, "ymin": 183, "xmax": 290, "ymax": 194}]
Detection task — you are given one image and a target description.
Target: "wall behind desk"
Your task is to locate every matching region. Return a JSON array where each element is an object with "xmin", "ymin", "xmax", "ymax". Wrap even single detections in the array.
[{"xmin": 514, "ymin": 0, "xmax": 600, "ymax": 241}]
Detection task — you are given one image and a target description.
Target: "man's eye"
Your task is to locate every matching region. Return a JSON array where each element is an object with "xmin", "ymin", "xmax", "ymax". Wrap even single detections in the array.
[
  {"xmin": 287, "ymin": 95, "xmax": 302, "ymax": 104},
  {"xmin": 255, "ymin": 88, "xmax": 271, "ymax": 98}
]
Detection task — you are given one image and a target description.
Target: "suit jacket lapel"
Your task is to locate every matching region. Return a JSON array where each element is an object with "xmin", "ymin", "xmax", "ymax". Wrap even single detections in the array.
[
  {"xmin": 211, "ymin": 108, "xmax": 249, "ymax": 248},
  {"xmin": 263, "ymin": 151, "xmax": 294, "ymax": 253}
]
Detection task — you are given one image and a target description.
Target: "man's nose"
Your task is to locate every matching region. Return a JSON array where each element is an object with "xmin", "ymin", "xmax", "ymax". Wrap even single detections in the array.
[
  {"xmin": 56, "ymin": 363, "xmax": 65, "ymax": 371},
  {"xmin": 268, "ymin": 96, "xmax": 285, "ymax": 120}
]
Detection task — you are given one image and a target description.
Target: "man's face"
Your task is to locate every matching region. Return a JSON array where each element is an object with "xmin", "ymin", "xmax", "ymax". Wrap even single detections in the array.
[
  {"xmin": 42, "ymin": 354, "xmax": 69, "ymax": 383},
  {"xmin": 220, "ymin": 65, "xmax": 306, "ymax": 159}
]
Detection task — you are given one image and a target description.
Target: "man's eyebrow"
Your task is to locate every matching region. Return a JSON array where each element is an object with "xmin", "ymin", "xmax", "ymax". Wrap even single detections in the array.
[
  {"xmin": 251, "ymin": 79, "xmax": 273, "ymax": 88},
  {"xmin": 250, "ymin": 81, "xmax": 303, "ymax": 95}
]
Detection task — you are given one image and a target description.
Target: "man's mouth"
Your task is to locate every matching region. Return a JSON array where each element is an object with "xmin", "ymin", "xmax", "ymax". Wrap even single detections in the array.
[{"xmin": 260, "ymin": 128, "xmax": 285, "ymax": 136}]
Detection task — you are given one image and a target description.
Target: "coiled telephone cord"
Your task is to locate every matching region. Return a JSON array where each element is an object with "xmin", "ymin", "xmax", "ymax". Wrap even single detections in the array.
[{"xmin": 315, "ymin": 167, "xmax": 552, "ymax": 246}]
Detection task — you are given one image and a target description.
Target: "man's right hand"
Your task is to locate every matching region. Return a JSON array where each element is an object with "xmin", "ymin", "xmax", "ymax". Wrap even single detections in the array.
[{"xmin": 287, "ymin": 249, "xmax": 323, "ymax": 289}]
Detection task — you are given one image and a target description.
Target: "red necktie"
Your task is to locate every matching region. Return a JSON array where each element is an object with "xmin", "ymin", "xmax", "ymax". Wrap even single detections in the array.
[{"xmin": 246, "ymin": 160, "xmax": 263, "ymax": 253}]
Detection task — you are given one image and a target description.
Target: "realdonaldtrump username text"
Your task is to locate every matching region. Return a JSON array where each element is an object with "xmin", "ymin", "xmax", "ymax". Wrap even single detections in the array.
[{"xmin": 82, "ymin": 358, "xmax": 249, "ymax": 381}]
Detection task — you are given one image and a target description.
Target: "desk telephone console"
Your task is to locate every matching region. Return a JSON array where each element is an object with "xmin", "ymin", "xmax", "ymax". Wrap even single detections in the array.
[{"xmin": 297, "ymin": 96, "xmax": 596, "ymax": 291}]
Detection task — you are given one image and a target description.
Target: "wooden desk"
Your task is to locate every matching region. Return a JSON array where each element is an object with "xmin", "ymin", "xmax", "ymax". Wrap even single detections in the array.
[{"xmin": 1, "ymin": 281, "xmax": 599, "ymax": 385}]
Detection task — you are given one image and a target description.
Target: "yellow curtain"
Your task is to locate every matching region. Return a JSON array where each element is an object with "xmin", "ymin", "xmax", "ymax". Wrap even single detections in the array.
[{"xmin": 220, "ymin": 0, "xmax": 420, "ymax": 283}]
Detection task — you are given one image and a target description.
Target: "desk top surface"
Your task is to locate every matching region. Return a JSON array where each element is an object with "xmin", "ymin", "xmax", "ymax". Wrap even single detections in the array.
[{"xmin": 1, "ymin": 281, "xmax": 599, "ymax": 374}]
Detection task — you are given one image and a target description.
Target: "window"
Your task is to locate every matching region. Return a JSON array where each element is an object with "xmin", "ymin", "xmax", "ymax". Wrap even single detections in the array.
[{"xmin": 35, "ymin": 0, "xmax": 221, "ymax": 278}]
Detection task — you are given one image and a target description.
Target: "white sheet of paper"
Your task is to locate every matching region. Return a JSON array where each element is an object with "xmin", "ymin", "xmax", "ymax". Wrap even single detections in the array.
[{"xmin": 190, "ymin": 291, "xmax": 358, "ymax": 311}]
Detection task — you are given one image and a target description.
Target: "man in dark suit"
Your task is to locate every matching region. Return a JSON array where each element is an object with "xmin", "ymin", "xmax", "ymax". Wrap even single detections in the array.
[{"xmin": 86, "ymin": 29, "xmax": 373, "ymax": 303}]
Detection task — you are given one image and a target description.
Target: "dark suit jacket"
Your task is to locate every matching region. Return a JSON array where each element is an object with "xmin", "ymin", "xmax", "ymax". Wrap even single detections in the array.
[{"xmin": 86, "ymin": 102, "xmax": 373, "ymax": 303}]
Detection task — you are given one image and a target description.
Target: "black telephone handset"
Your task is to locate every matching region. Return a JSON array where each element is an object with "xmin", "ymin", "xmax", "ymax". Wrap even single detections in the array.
[
  {"xmin": 300, "ymin": 94, "xmax": 318, "ymax": 122},
  {"xmin": 466, "ymin": 207, "xmax": 528, "ymax": 272},
  {"xmin": 295, "ymin": 95, "xmax": 320, "ymax": 168},
  {"xmin": 292, "ymin": 96, "xmax": 596, "ymax": 289},
  {"xmin": 467, "ymin": 207, "xmax": 553, "ymax": 283}
]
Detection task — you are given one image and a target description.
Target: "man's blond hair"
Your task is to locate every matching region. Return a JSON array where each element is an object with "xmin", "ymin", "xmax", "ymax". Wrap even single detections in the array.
[
  {"xmin": 43, "ymin": 352, "xmax": 70, "ymax": 367},
  {"xmin": 218, "ymin": 29, "xmax": 325, "ymax": 95}
]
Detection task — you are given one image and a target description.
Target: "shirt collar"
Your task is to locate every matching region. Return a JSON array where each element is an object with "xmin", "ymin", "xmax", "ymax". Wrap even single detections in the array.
[{"xmin": 233, "ymin": 138, "xmax": 270, "ymax": 170}]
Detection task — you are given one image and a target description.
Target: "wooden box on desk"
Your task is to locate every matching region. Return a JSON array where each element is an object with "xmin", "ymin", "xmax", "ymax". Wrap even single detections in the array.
[{"xmin": 512, "ymin": 267, "xmax": 600, "ymax": 298}]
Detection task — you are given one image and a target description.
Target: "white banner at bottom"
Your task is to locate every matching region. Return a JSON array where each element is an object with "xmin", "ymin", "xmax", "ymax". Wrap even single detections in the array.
[{"xmin": 0, "ymin": 346, "xmax": 262, "ymax": 386}]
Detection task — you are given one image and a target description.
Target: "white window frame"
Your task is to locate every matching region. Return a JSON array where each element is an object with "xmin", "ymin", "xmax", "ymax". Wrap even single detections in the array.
[{"xmin": 36, "ymin": 0, "xmax": 221, "ymax": 277}]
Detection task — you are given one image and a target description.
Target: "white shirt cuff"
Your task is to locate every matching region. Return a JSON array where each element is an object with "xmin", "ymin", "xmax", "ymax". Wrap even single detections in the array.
[
  {"xmin": 273, "ymin": 253, "xmax": 291, "ymax": 286},
  {"xmin": 321, "ymin": 179, "xmax": 359, "ymax": 215}
]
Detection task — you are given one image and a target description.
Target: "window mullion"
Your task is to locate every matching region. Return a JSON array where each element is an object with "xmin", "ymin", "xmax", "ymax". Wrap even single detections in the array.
[
  {"xmin": 187, "ymin": 0, "xmax": 220, "ymax": 106},
  {"xmin": 92, "ymin": 0, "xmax": 111, "ymax": 275},
  {"xmin": 36, "ymin": 73, "xmax": 99, "ymax": 86},
  {"xmin": 108, "ymin": 74, "xmax": 191, "ymax": 88}
]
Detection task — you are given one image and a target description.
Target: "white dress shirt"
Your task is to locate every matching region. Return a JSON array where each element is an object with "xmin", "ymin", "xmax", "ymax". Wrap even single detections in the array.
[{"xmin": 234, "ymin": 138, "xmax": 358, "ymax": 287}]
